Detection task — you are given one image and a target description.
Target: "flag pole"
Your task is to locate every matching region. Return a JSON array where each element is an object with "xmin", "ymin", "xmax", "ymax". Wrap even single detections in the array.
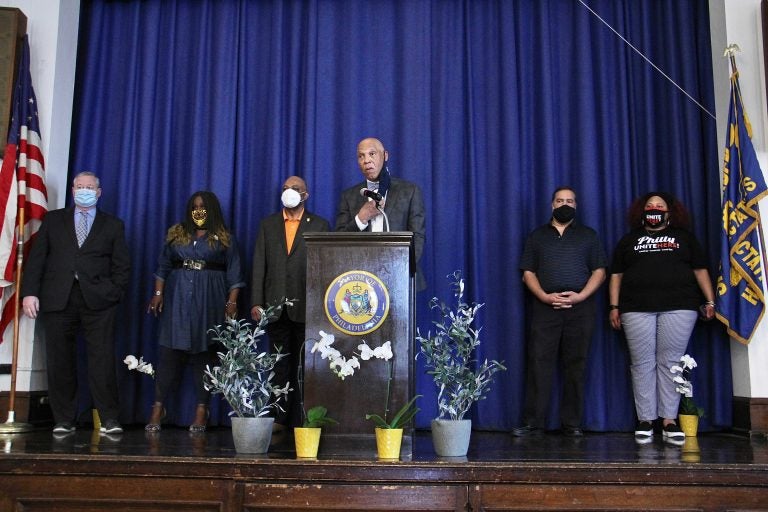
[
  {"xmin": 727, "ymin": 51, "xmax": 737, "ymax": 74},
  {"xmin": 0, "ymin": 189, "xmax": 32, "ymax": 433}
]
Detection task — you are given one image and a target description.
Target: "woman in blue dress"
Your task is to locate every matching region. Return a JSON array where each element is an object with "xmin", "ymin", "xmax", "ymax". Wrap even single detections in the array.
[{"xmin": 145, "ymin": 191, "xmax": 245, "ymax": 432}]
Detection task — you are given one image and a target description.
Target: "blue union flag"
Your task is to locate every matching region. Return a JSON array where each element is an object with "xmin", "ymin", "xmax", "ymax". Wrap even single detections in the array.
[{"xmin": 716, "ymin": 70, "xmax": 768, "ymax": 344}]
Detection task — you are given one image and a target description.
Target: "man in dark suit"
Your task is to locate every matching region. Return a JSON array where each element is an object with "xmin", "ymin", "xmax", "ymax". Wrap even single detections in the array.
[
  {"xmin": 335, "ymin": 137, "xmax": 426, "ymax": 289},
  {"xmin": 21, "ymin": 171, "xmax": 130, "ymax": 435},
  {"xmin": 250, "ymin": 176, "xmax": 330, "ymax": 429}
]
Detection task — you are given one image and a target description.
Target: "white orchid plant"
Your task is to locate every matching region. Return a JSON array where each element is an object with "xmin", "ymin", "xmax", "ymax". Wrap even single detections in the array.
[
  {"xmin": 417, "ymin": 271, "xmax": 506, "ymax": 421},
  {"xmin": 670, "ymin": 354, "xmax": 705, "ymax": 418},
  {"xmin": 123, "ymin": 355, "xmax": 155, "ymax": 378},
  {"xmin": 309, "ymin": 331, "xmax": 419, "ymax": 429},
  {"xmin": 203, "ymin": 301, "xmax": 292, "ymax": 418},
  {"xmin": 310, "ymin": 330, "xmax": 392, "ymax": 379}
]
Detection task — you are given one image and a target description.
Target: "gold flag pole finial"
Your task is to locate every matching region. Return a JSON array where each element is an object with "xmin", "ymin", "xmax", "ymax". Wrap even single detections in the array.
[{"xmin": 723, "ymin": 44, "xmax": 741, "ymax": 74}]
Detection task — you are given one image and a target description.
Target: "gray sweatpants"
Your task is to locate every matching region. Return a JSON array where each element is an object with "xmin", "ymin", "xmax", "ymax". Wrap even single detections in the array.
[{"xmin": 621, "ymin": 310, "xmax": 698, "ymax": 421}]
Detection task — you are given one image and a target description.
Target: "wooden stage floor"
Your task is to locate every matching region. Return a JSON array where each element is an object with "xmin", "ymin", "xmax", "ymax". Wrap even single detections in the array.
[
  {"xmin": 0, "ymin": 426, "xmax": 767, "ymax": 511},
  {"xmin": 0, "ymin": 425, "xmax": 764, "ymax": 463}
]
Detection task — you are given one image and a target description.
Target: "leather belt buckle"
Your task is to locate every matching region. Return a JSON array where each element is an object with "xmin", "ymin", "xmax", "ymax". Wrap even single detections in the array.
[{"xmin": 183, "ymin": 259, "xmax": 203, "ymax": 270}]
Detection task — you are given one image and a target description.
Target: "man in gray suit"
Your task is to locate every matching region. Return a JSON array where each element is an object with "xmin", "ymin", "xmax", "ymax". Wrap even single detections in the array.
[
  {"xmin": 250, "ymin": 176, "xmax": 329, "ymax": 429},
  {"xmin": 335, "ymin": 137, "xmax": 426, "ymax": 290}
]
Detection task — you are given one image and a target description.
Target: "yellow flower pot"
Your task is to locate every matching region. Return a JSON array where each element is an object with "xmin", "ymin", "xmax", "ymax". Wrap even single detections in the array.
[
  {"xmin": 678, "ymin": 414, "xmax": 699, "ymax": 437},
  {"xmin": 375, "ymin": 427, "xmax": 403, "ymax": 460},
  {"xmin": 682, "ymin": 436, "xmax": 700, "ymax": 453},
  {"xmin": 681, "ymin": 436, "xmax": 700, "ymax": 462},
  {"xmin": 294, "ymin": 427, "xmax": 321, "ymax": 458}
]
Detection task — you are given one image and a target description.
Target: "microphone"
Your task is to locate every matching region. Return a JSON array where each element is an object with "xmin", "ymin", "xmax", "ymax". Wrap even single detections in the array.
[
  {"xmin": 358, "ymin": 188, "xmax": 389, "ymax": 232},
  {"xmin": 360, "ymin": 188, "xmax": 383, "ymax": 202}
]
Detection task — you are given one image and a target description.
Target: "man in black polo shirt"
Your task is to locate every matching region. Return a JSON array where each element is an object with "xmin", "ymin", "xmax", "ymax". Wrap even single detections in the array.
[{"xmin": 513, "ymin": 187, "xmax": 607, "ymax": 437}]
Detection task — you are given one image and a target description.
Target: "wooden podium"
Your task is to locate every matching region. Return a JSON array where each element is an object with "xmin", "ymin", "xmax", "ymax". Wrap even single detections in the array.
[{"xmin": 303, "ymin": 232, "xmax": 415, "ymax": 456}]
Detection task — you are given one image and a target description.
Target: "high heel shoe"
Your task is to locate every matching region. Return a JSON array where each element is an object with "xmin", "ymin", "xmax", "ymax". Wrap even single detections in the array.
[
  {"xmin": 145, "ymin": 402, "xmax": 166, "ymax": 432},
  {"xmin": 189, "ymin": 404, "xmax": 209, "ymax": 433}
]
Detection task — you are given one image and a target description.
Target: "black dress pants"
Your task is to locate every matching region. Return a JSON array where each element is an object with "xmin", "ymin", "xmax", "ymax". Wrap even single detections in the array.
[
  {"xmin": 41, "ymin": 281, "xmax": 120, "ymax": 424},
  {"xmin": 522, "ymin": 297, "xmax": 597, "ymax": 429},
  {"xmin": 266, "ymin": 310, "xmax": 305, "ymax": 427}
]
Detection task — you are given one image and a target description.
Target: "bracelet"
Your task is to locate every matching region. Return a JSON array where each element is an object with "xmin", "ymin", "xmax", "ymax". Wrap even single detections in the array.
[
  {"xmin": 608, "ymin": 305, "xmax": 619, "ymax": 310},
  {"xmin": 154, "ymin": 290, "xmax": 162, "ymax": 296},
  {"xmin": 225, "ymin": 301, "xmax": 236, "ymax": 306},
  {"xmin": 704, "ymin": 301, "xmax": 715, "ymax": 306}
]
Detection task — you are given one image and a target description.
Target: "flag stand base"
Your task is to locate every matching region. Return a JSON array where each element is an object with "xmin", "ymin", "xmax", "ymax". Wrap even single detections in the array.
[{"xmin": 0, "ymin": 411, "xmax": 33, "ymax": 433}]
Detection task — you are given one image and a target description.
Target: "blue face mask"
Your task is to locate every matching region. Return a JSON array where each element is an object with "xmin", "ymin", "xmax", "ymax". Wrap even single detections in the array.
[{"xmin": 74, "ymin": 188, "xmax": 98, "ymax": 208}]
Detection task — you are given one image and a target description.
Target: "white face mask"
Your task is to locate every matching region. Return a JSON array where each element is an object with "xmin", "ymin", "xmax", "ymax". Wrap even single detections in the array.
[{"xmin": 281, "ymin": 188, "xmax": 302, "ymax": 209}]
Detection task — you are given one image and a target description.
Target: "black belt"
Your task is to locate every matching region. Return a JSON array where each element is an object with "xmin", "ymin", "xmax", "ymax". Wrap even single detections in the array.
[{"xmin": 172, "ymin": 259, "xmax": 226, "ymax": 271}]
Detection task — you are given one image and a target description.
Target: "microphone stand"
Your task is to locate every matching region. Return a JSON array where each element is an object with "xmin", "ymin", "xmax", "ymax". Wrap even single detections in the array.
[{"xmin": 375, "ymin": 201, "xmax": 390, "ymax": 232}]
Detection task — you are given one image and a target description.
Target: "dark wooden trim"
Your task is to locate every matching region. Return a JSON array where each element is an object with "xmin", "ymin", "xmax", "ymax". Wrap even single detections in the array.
[
  {"xmin": 0, "ymin": 455, "xmax": 767, "ymax": 511},
  {"xmin": 2, "ymin": 452, "xmax": 767, "ymax": 486},
  {"xmin": 0, "ymin": 7, "xmax": 26, "ymax": 149},
  {"xmin": 0, "ymin": 390, "xmax": 52, "ymax": 424},
  {"xmin": 1, "ymin": 430, "xmax": 766, "ymax": 511},
  {"xmin": 733, "ymin": 395, "xmax": 768, "ymax": 435}
]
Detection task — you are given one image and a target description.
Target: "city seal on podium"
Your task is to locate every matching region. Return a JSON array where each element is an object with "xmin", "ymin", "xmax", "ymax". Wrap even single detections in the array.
[{"xmin": 324, "ymin": 270, "xmax": 390, "ymax": 335}]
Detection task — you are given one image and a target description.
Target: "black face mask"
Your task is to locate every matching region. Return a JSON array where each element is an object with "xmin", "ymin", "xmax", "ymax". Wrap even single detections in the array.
[
  {"xmin": 552, "ymin": 205, "xmax": 576, "ymax": 224},
  {"xmin": 643, "ymin": 209, "xmax": 667, "ymax": 228}
]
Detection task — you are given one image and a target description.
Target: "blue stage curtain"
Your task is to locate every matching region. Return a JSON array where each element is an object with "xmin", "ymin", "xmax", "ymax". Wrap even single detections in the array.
[{"xmin": 70, "ymin": 0, "xmax": 727, "ymax": 431}]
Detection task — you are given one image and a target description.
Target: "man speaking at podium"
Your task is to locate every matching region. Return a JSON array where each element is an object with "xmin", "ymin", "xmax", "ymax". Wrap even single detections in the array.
[{"xmin": 335, "ymin": 137, "xmax": 426, "ymax": 290}]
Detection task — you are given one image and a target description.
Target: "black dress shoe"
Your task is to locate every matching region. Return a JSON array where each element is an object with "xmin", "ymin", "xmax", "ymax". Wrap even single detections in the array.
[
  {"xmin": 512, "ymin": 424, "xmax": 542, "ymax": 437},
  {"xmin": 561, "ymin": 425, "xmax": 583, "ymax": 437}
]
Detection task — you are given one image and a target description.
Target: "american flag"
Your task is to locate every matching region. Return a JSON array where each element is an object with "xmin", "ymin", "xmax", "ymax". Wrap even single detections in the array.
[{"xmin": 0, "ymin": 35, "xmax": 48, "ymax": 345}]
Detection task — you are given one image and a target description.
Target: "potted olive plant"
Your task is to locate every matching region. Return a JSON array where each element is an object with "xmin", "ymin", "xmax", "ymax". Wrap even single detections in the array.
[
  {"xmin": 416, "ymin": 271, "xmax": 506, "ymax": 457},
  {"xmin": 204, "ymin": 301, "xmax": 291, "ymax": 454}
]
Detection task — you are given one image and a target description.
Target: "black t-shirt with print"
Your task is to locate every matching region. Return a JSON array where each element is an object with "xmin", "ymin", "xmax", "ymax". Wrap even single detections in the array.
[{"xmin": 610, "ymin": 226, "xmax": 709, "ymax": 312}]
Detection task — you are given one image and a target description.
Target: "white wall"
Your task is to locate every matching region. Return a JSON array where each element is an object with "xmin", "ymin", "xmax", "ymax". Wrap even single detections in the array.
[
  {"xmin": 0, "ymin": 0, "xmax": 79, "ymax": 392},
  {"xmin": 0, "ymin": 0, "xmax": 78, "ymax": 208}
]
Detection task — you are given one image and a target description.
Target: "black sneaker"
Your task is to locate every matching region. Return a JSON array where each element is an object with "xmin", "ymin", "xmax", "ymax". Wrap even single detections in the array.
[
  {"xmin": 560, "ymin": 425, "xmax": 583, "ymax": 437},
  {"xmin": 511, "ymin": 424, "xmax": 543, "ymax": 437},
  {"xmin": 634, "ymin": 434, "xmax": 653, "ymax": 445},
  {"xmin": 100, "ymin": 419, "xmax": 123, "ymax": 434},
  {"xmin": 52, "ymin": 422, "xmax": 75, "ymax": 433},
  {"xmin": 662, "ymin": 422, "xmax": 685, "ymax": 441},
  {"xmin": 634, "ymin": 421, "xmax": 653, "ymax": 437}
]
